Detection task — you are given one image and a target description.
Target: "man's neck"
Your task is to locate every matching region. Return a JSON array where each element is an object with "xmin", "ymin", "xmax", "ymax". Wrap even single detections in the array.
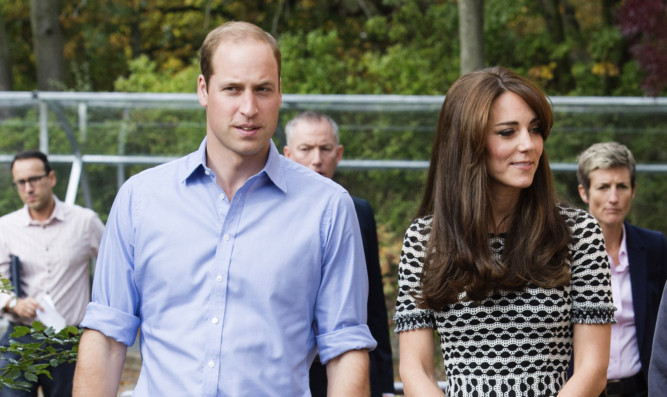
[
  {"xmin": 206, "ymin": 144, "xmax": 270, "ymax": 201},
  {"xmin": 29, "ymin": 197, "xmax": 56, "ymax": 223}
]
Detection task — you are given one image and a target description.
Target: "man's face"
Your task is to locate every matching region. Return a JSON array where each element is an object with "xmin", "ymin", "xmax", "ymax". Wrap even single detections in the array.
[
  {"xmin": 284, "ymin": 119, "xmax": 343, "ymax": 179},
  {"xmin": 12, "ymin": 158, "xmax": 56, "ymax": 216},
  {"xmin": 197, "ymin": 38, "xmax": 282, "ymax": 165}
]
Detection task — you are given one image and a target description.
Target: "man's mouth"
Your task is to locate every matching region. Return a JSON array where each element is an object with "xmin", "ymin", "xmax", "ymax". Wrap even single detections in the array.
[{"xmin": 236, "ymin": 125, "xmax": 260, "ymax": 135}]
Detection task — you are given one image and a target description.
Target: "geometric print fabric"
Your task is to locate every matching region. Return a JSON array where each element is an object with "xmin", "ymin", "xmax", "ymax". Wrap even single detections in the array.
[{"xmin": 394, "ymin": 205, "xmax": 615, "ymax": 396}]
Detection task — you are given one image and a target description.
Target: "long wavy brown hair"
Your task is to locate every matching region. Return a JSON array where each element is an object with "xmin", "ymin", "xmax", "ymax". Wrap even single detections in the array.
[{"xmin": 415, "ymin": 66, "xmax": 571, "ymax": 310}]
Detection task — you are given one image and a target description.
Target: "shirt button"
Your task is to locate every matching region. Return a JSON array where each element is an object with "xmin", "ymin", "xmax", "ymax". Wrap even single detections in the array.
[
  {"xmin": 219, "ymin": 193, "xmax": 225, "ymax": 201},
  {"xmin": 211, "ymin": 317, "xmax": 219, "ymax": 324},
  {"xmin": 208, "ymin": 361, "xmax": 215, "ymax": 368},
  {"xmin": 223, "ymin": 234, "xmax": 230, "ymax": 241},
  {"xmin": 216, "ymin": 275, "xmax": 223, "ymax": 282},
  {"xmin": 205, "ymin": 170, "xmax": 210, "ymax": 175}
]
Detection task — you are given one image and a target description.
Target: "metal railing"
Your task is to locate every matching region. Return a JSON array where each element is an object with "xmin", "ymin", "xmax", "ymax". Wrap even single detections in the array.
[{"xmin": 1, "ymin": 91, "xmax": 666, "ymax": 207}]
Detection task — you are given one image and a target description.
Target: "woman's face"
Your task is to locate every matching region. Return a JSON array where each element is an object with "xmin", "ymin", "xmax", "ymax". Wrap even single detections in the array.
[
  {"xmin": 578, "ymin": 166, "xmax": 635, "ymax": 231},
  {"xmin": 485, "ymin": 91, "xmax": 544, "ymax": 200}
]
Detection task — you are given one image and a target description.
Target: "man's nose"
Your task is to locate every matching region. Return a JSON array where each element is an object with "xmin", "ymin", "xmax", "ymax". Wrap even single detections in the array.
[
  {"xmin": 239, "ymin": 91, "xmax": 258, "ymax": 117},
  {"xmin": 311, "ymin": 149, "xmax": 323, "ymax": 165}
]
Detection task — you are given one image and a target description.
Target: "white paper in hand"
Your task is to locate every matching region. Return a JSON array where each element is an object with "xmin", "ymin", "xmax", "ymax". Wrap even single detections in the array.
[{"xmin": 36, "ymin": 294, "xmax": 66, "ymax": 331}]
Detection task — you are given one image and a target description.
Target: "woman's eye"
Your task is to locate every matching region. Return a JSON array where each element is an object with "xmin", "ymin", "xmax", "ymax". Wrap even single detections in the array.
[{"xmin": 498, "ymin": 129, "xmax": 513, "ymax": 137}]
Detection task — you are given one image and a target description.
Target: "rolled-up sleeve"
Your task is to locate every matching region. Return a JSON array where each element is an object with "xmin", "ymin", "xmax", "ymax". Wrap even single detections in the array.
[
  {"xmin": 80, "ymin": 180, "xmax": 141, "ymax": 346},
  {"xmin": 314, "ymin": 192, "xmax": 377, "ymax": 364}
]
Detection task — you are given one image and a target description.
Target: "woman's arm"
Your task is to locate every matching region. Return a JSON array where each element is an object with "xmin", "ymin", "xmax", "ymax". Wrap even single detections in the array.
[
  {"xmin": 399, "ymin": 328, "xmax": 445, "ymax": 397},
  {"xmin": 558, "ymin": 323, "xmax": 610, "ymax": 397}
]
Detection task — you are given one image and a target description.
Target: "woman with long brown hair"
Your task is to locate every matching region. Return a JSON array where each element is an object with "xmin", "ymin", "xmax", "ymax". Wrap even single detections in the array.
[{"xmin": 394, "ymin": 66, "xmax": 615, "ymax": 396}]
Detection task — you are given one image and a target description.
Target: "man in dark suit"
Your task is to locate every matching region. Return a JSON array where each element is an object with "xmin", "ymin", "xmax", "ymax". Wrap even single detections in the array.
[
  {"xmin": 649, "ymin": 282, "xmax": 667, "ymax": 396},
  {"xmin": 625, "ymin": 223, "xmax": 667, "ymax": 381},
  {"xmin": 577, "ymin": 142, "xmax": 667, "ymax": 397},
  {"xmin": 284, "ymin": 111, "xmax": 395, "ymax": 397}
]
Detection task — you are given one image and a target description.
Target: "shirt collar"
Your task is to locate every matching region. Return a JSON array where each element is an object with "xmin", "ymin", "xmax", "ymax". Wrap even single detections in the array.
[
  {"xmin": 611, "ymin": 223, "xmax": 630, "ymax": 273},
  {"xmin": 181, "ymin": 138, "xmax": 287, "ymax": 194},
  {"xmin": 21, "ymin": 195, "xmax": 64, "ymax": 227}
]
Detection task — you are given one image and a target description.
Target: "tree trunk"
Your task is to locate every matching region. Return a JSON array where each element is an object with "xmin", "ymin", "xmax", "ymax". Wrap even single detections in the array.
[
  {"xmin": 0, "ymin": 10, "xmax": 12, "ymax": 91},
  {"xmin": 458, "ymin": 0, "xmax": 484, "ymax": 75},
  {"xmin": 30, "ymin": 0, "xmax": 66, "ymax": 91}
]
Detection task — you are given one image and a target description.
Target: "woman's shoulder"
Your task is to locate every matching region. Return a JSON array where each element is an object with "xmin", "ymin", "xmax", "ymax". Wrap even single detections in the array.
[
  {"xmin": 404, "ymin": 215, "xmax": 433, "ymax": 240},
  {"xmin": 556, "ymin": 203, "xmax": 599, "ymax": 229}
]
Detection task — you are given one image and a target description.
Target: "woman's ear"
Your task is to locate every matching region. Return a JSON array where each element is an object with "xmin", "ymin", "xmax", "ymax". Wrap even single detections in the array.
[{"xmin": 577, "ymin": 184, "xmax": 589, "ymax": 204}]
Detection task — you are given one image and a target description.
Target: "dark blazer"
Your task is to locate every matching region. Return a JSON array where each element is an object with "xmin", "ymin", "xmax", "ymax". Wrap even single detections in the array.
[
  {"xmin": 309, "ymin": 197, "xmax": 395, "ymax": 396},
  {"xmin": 649, "ymin": 281, "xmax": 667, "ymax": 395},
  {"xmin": 625, "ymin": 221, "xmax": 667, "ymax": 382}
]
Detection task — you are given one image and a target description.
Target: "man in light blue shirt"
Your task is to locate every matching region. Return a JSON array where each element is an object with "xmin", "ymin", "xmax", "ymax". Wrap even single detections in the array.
[{"xmin": 73, "ymin": 21, "xmax": 376, "ymax": 397}]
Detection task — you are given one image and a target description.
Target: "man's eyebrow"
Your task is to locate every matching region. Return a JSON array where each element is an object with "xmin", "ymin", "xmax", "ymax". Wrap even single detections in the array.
[{"xmin": 255, "ymin": 80, "xmax": 277, "ymax": 88}]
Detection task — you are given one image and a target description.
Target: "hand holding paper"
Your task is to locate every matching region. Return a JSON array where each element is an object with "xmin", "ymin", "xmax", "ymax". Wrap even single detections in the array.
[{"xmin": 36, "ymin": 294, "xmax": 66, "ymax": 331}]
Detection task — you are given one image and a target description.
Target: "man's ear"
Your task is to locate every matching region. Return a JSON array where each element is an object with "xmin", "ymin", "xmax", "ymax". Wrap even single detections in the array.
[
  {"xmin": 197, "ymin": 75, "xmax": 208, "ymax": 107},
  {"xmin": 48, "ymin": 170, "xmax": 56, "ymax": 188},
  {"xmin": 283, "ymin": 146, "xmax": 292, "ymax": 159},
  {"xmin": 334, "ymin": 145, "xmax": 344, "ymax": 165},
  {"xmin": 577, "ymin": 184, "xmax": 589, "ymax": 204}
]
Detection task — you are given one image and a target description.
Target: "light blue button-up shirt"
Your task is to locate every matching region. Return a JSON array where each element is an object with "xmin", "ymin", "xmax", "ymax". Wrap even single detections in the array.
[{"xmin": 81, "ymin": 139, "xmax": 376, "ymax": 396}]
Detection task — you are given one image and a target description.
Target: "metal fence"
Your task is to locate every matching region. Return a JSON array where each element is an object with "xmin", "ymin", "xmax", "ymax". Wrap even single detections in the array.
[{"xmin": 1, "ymin": 91, "xmax": 666, "ymax": 208}]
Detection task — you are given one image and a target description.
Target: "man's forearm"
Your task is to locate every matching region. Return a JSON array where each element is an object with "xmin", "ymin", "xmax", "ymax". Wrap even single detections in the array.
[
  {"xmin": 73, "ymin": 329, "xmax": 127, "ymax": 397},
  {"xmin": 326, "ymin": 349, "xmax": 370, "ymax": 397}
]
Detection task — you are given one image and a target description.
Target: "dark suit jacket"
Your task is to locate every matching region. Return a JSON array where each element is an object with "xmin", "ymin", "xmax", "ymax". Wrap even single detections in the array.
[
  {"xmin": 309, "ymin": 197, "xmax": 395, "ymax": 396},
  {"xmin": 625, "ymin": 221, "xmax": 667, "ymax": 382},
  {"xmin": 649, "ymin": 281, "xmax": 667, "ymax": 395}
]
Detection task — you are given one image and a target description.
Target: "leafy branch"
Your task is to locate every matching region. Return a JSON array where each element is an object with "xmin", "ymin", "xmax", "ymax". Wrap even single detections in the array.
[{"xmin": 0, "ymin": 279, "xmax": 81, "ymax": 391}]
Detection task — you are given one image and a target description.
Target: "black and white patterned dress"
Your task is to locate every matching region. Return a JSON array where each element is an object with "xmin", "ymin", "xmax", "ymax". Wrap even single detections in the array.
[{"xmin": 394, "ymin": 205, "xmax": 615, "ymax": 396}]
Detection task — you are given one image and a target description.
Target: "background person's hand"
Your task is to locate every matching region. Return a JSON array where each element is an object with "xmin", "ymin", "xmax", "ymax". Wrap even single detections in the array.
[{"xmin": 12, "ymin": 297, "xmax": 43, "ymax": 319}]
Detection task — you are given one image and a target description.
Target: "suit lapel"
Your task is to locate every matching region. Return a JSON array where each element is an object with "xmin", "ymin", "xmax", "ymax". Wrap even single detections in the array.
[{"xmin": 626, "ymin": 222, "xmax": 648, "ymax": 350}]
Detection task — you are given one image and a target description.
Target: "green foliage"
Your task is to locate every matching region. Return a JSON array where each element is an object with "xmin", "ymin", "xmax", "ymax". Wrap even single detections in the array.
[
  {"xmin": 2, "ymin": 0, "xmax": 663, "ymax": 95},
  {"xmin": 114, "ymin": 55, "xmax": 200, "ymax": 93},
  {"xmin": 0, "ymin": 281, "xmax": 81, "ymax": 391},
  {"xmin": 0, "ymin": 323, "xmax": 81, "ymax": 391}
]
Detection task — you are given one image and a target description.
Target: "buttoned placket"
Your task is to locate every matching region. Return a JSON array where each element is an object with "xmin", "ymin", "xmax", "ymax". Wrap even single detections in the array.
[{"xmin": 201, "ymin": 170, "xmax": 252, "ymax": 396}]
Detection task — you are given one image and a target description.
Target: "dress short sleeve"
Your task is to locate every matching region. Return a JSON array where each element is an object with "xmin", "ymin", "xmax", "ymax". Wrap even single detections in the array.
[
  {"xmin": 394, "ymin": 217, "xmax": 436, "ymax": 333},
  {"xmin": 560, "ymin": 205, "xmax": 616, "ymax": 324}
]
